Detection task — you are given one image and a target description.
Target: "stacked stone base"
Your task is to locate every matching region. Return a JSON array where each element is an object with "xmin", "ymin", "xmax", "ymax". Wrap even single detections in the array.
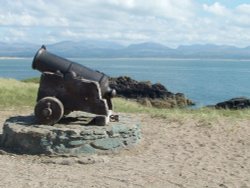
[{"xmin": 1, "ymin": 114, "xmax": 141, "ymax": 155}]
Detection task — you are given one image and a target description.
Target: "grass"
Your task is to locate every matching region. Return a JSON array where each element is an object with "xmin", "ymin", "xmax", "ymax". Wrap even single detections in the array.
[
  {"xmin": 21, "ymin": 77, "xmax": 40, "ymax": 84},
  {"xmin": 0, "ymin": 78, "xmax": 38, "ymax": 107},
  {"xmin": 1, "ymin": 78, "xmax": 250, "ymax": 122},
  {"xmin": 113, "ymin": 98, "xmax": 250, "ymax": 122}
]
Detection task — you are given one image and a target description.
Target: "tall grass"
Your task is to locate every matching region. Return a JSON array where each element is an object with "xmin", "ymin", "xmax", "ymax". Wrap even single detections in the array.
[
  {"xmin": 113, "ymin": 98, "xmax": 250, "ymax": 121},
  {"xmin": 21, "ymin": 77, "xmax": 40, "ymax": 84},
  {"xmin": 0, "ymin": 78, "xmax": 38, "ymax": 107}
]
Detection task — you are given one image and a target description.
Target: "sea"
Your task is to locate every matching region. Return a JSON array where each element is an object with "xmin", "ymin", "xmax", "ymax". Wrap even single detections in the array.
[{"xmin": 1, "ymin": 57, "xmax": 250, "ymax": 107}]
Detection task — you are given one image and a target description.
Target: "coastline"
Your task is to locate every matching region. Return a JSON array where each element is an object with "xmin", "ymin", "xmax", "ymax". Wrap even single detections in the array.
[{"xmin": 1, "ymin": 58, "xmax": 250, "ymax": 107}]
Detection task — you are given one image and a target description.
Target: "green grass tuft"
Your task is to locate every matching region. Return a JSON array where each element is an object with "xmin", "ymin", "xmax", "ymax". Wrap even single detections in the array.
[
  {"xmin": 0, "ymin": 78, "xmax": 38, "ymax": 107},
  {"xmin": 21, "ymin": 77, "xmax": 40, "ymax": 84}
]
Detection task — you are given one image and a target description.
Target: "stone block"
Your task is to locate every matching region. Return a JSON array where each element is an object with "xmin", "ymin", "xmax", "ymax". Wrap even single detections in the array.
[
  {"xmin": 1, "ymin": 114, "xmax": 141, "ymax": 155},
  {"xmin": 91, "ymin": 138, "xmax": 123, "ymax": 150}
]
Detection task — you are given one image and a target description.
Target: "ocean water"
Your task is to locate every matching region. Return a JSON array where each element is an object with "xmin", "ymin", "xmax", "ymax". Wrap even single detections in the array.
[{"xmin": 1, "ymin": 57, "xmax": 250, "ymax": 106}]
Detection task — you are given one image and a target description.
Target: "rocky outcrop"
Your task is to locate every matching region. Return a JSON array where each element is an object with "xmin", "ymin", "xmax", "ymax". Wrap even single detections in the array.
[
  {"xmin": 215, "ymin": 97, "xmax": 250, "ymax": 109},
  {"xmin": 109, "ymin": 76, "xmax": 194, "ymax": 108}
]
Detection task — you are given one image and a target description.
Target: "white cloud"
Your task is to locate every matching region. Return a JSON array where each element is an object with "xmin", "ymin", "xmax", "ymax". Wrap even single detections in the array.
[
  {"xmin": 106, "ymin": 0, "xmax": 195, "ymax": 21},
  {"xmin": 236, "ymin": 4, "xmax": 250, "ymax": 14},
  {"xmin": 233, "ymin": 4, "xmax": 250, "ymax": 26},
  {"xmin": 0, "ymin": 0, "xmax": 250, "ymax": 47},
  {"xmin": 203, "ymin": 2, "xmax": 230, "ymax": 16},
  {"xmin": 0, "ymin": 28, "xmax": 28, "ymax": 43},
  {"xmin": 0, "ymin": 12, "xmax": 37, "ymax": 26},
  {"xmin": 106, "ymin": 0, "xmax": 136, "ymax": 8}
]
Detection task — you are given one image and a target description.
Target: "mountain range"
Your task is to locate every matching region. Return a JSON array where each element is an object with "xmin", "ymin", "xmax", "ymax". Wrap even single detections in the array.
[{"xmin": 0, "ymin": 40, "xmax": 250, "ymax": 59}]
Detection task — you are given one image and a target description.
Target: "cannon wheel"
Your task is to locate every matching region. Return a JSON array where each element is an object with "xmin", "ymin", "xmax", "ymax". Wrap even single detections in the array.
[{"xmin": 35, "ymin": 97, "xmax": 64, "ymax": 125}]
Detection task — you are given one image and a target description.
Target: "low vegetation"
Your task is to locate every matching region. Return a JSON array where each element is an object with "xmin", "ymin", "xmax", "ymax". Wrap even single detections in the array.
[
  {"xmin": 113, "ymin": 98, "xmax": 250, "ymax": 122},
  {"xmin": 21, "ymin": 77, "xmax": 40, "ymax": 84},
  {"xmin": 0, "ymin": 78, "xmax": 38, "ymax": 107},
  {"xmin": 1, "ymin": 78, "xmax": 250, "ymax": 122}
]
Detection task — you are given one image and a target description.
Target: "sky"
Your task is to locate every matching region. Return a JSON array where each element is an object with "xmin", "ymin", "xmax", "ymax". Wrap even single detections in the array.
[{"xmin": 0, "ymin": 0, "xmax": 250, "ymax": 47}]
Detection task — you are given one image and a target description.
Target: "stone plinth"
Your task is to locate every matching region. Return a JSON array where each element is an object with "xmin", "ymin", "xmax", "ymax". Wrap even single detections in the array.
[{"xmin": 1, "ymin": 113, "xmax": 141, "ymax": 155}]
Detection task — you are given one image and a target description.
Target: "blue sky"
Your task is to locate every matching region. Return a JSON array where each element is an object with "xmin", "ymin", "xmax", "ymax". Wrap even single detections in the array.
[{"xmin": 0, "ymin": 0, "xmax": 250, "ymax": 47}]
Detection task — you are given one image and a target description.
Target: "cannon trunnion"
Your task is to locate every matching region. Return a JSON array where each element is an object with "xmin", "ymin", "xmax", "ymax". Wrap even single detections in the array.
[{"xmin": 32, "ymin": 45, "xmax": 116, "ymax": 126}]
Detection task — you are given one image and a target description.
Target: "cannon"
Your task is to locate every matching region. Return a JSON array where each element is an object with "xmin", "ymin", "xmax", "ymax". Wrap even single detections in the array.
[{"xmin": 32, "ymin": 45, "xmax": 117, "ymax": 126}]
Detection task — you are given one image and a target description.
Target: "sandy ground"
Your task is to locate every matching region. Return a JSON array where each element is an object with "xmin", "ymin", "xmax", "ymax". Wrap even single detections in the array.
[{"xmin": 0, "ymin": 109, "xmax": 250, "ymax": 188}]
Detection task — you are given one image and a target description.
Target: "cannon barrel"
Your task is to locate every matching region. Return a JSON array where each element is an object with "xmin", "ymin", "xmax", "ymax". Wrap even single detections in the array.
[{"xmin": 32, "ymin": 45, "xmax": 115, "ymax": 98}]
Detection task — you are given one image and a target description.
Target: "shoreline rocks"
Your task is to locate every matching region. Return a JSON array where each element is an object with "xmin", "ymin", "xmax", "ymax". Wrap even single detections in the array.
[
  {"xmin": 109, "ymin": 76, "xmax": 194, "ymax": 108},
  {"xmin": 215, "ymin": 97, "xmax": 250, "ymax": 109}
]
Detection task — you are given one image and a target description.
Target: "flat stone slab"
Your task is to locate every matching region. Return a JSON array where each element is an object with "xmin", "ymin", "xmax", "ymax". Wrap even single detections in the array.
[{"xmin": 1, "ymin": 113, "xmax": 141, "ymax": 155}]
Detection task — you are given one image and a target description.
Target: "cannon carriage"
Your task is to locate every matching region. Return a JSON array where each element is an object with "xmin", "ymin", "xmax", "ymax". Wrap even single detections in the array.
[{"xmin": 32, "ymin": 45, "xmax": 116, "ymax": 126}]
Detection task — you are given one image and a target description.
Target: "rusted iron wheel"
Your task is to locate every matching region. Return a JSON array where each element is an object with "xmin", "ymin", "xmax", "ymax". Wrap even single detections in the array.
[{"xmin": 34, "ymin": 97, "xmax": 64, "ymax": 125}]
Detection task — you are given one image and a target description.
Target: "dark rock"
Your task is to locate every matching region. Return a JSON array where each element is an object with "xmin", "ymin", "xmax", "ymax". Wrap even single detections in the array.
[
  {"xmin": 0, "ymin": 149, "xmax": 8, "ymax": 155},
  {"xmin": 215, "ymin": 97, "xmax": 250, "ymax": 109},
  {"xmin": 109, "ymin": 76, "xmax": 194, "ymax": 108}
]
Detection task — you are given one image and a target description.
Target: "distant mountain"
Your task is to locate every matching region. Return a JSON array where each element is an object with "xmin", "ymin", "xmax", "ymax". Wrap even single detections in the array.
[
  {"xmin": 176, "ymin": 44, "xmax": 250, "ymax": 59},
  {"xmin": 119, "ymin": 42, "xmax": 175, "ymax": 57},
  {"xmin": 45, "ymin": 40, "xmax": 124, "ymax": 58},
  {"xmin": 126, "ymin": 42, "xmax": 170, "ymax": 50},
  {"xmin": 0, "ymin": 40, "xmax": 250, "ymax": 59}
]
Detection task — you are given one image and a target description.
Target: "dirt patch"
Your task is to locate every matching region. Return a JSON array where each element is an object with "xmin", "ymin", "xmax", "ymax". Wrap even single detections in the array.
[{"xmin": 0, "ymin": 109, "xmax": 250, "ymax": 187}]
